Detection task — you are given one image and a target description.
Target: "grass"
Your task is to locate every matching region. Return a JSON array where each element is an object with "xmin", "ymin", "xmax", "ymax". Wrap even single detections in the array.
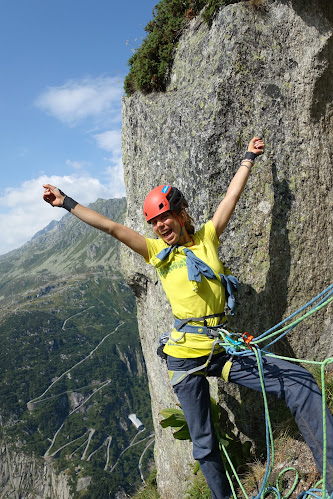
[
  {"xmin": 240, "ymin": 432, "xmax": 322, "ymax": 498},
  {"xmin": 185, "ymin": 469, "xmax": 211, "ymax": 498},
  {"xmin": 133, "ymin": 468, "xmax": 160, "ymax": 499},
  {"xmin": 237, "ymin": 360, "xmax": 333, "ymax": 498}
]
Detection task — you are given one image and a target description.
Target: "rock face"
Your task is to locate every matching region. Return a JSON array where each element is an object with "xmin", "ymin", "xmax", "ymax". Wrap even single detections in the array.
[
  {"xmin": 0, "ymin": 444, "xmax": 71, "ymax": 499},
  {"xmin": 121, "ymin": 0, "xmax": 332, "ymax": 496}
]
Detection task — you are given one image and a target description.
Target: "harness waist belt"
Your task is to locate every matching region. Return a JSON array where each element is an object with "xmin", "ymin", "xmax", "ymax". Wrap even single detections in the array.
[
  {"xmin": 171, "ymin": 313, "xmax": 226, "ymax": 342},
  {"xmin": 174, "ymin": 312, "xmax": 226, "ymax": 331},
  {"xmin": 174, "ymin": 323, "xmax": 212, "ymax": 335}
]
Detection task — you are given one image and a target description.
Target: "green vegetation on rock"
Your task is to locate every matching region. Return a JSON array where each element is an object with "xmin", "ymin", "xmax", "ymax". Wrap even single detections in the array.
[
  {"xmin": 133, "ymin": 468, "xmax": 160, "ymax": 499},
  {"xmin": 124, "ymin": 0, "xmax": 237, "ymax": 95}
]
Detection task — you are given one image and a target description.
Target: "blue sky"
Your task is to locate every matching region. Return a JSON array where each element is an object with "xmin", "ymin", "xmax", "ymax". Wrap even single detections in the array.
[{"xmin": 0, "ymin": 0, "xmax": 157, "ymax": 255}]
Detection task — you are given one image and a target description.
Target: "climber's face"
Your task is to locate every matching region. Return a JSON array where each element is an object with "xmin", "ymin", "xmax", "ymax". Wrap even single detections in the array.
[{"xmin": 151, "ymin": 211, "xmax": 182, "ymax": 245}]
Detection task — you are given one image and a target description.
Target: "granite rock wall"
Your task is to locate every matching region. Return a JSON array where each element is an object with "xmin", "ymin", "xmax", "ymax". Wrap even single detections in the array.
[
  {"xmin": 121, "ymin": 1, "xmax": 332, "ymax": 496},
  {"xmin": 0, "ymin": 443, "xmax": 71, "ymax": 499}
]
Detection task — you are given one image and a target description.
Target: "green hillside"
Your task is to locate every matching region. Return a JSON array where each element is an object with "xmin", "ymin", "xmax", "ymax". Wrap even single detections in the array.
[{"xmin": 0, "ymin": 198, "xmax": 153, "ymax": 498}]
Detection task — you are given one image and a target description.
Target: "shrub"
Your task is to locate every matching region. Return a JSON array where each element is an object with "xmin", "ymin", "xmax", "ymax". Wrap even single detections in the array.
[{"xmin": 124, "ymin": 0, "xmax": 235, "ymax": 95}]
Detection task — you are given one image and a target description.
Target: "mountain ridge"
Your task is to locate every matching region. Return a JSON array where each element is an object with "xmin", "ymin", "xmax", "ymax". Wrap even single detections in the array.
[
  {"xmin": 0, "ymin": 197, "xmax": 126, "ymax": 279},
  {"xmin": 0, "ymin": 198, "xmax": 127, "ymax": 307},
  {"xmin": 0, "ymin": 196, "xmax": 153, "ymax": 499}
]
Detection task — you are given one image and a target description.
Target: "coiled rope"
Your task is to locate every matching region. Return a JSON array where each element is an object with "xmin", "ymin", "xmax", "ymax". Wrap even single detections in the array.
[{"xmin": 215, "ymin": 284, "xmax": 333, "ymax": 499}]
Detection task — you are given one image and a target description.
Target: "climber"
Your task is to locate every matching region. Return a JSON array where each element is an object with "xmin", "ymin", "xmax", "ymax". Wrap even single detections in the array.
[{"xmin": 43, "ymin": 136, "xmax": 333, "ymax": 499}]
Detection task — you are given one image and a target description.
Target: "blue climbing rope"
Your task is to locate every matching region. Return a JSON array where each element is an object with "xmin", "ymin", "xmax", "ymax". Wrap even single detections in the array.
[{"xmin": 214, "ymin": 284, "xmax": 333, "ymax": 499}]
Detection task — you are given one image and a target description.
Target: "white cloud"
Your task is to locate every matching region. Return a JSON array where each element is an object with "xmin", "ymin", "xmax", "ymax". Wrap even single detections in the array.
[
  {"xmin": 94, "ymin": 130, "xmax": 121, "ymax": 153},
  {"xmin": 0, "ymin": 173, "xmax": 125, "ymax": 256},
  {"xmin": 93, "ymin": 128, "xmax": 125, "ymax": 198},
  {"xmin": 66, "ymin": 159, "xmax": 89, "ymax": 170},
  {"xmin": 0, "ymin": 76, "xmax": 129, "ymax": 256},
  {"xmin": 104, "ymin": 157, "xmax": 126, "ymax": 199},
  {"xmin": 35, "ymin": 76, "xmax": 123, "ymax": 126}
]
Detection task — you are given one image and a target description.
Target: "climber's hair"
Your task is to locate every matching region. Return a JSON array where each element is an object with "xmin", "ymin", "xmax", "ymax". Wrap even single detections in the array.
[{"xmin": 175, "ymin": 205, "xmax": 195, "ymax": 235}]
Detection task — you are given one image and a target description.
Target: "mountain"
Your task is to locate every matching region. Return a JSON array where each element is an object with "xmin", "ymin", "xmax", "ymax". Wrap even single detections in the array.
[{"xmin": 0, "ymin": 198, "xmax": 153, "ymax": 499}]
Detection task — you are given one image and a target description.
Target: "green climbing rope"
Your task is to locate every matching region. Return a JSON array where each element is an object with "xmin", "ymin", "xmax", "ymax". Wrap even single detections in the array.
[{"xmin": 213, "ymin": 287, "xmax": 333, "ymax": 498}]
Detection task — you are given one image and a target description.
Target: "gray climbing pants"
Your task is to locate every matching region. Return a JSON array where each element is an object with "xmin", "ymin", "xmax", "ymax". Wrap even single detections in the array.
[{"xmin": 167, "ymin": 352, "xmax": 333, "ymax": 499}]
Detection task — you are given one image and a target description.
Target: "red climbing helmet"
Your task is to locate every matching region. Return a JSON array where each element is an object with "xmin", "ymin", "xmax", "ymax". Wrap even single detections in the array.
[{"xmin": 143, "ymin": 185, "xmax": 188, "ymax": 223}]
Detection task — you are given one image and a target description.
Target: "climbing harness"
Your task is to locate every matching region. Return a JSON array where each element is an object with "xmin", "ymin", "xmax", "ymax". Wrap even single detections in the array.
[
  {"xmin": 173, "ymin": 313, "xmax": 226, "ymax": 339},
  {"xmin": 156, "ymin": 243, "xmax": 239, "ymax": 377}
]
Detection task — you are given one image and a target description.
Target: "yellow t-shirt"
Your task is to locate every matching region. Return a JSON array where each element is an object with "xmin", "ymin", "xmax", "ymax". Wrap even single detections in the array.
[{"xmin": 145, "ymin": 220, "xmax": 227, "ymax": 358}]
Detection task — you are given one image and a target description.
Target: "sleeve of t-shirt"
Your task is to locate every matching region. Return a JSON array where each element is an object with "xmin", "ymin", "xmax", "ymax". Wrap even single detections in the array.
[
  {"xmin": 197, "ymin": 220, "xmax": 220, "ymax": 248},
  {"xmin": 144, "ymin": 237, "xmax": 168, "ymax": 264}
]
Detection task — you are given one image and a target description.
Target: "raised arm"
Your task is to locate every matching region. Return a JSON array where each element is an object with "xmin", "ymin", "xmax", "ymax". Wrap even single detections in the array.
[
  {"xmin": 42, "ymin": 184, "xmax": 149, "ymax": 260},
  {"xmin": 211, "ymin": 137, "xmax": 265, "ymax": 238}
]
